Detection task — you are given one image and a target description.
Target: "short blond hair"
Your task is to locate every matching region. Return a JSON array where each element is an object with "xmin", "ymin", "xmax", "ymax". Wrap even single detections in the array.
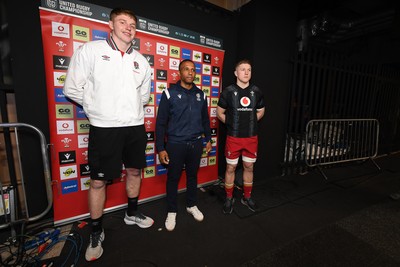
[{"xmin": 110, "ymin": 8, "xmax": 137, "ymax": 23}]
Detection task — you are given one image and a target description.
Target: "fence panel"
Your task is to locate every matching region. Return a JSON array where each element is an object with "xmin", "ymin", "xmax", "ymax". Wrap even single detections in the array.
[
  {"xmin": 305, "ymin": 119, "xmax": 380, "ymax": 179},
  {"xmin": 0, "ymin": 123, "xmax": 53, "ymax": 231}
]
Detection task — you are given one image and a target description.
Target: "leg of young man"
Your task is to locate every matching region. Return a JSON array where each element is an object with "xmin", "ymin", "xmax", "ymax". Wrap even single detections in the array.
[
  {"xmin": 85, "ymin": 179, "xmax": 106, "ymax": 261},
  {"xmin": 185, "ymin": 140, "xmax": 204, "ymax": 221},
  {"xmin": 240, "ymin": 136, "xmax": 258, "ymax": 212},
  {"xmin": 126, "ymin": 168, "xmax": 141, "ymax": 194},
  {"xmin": 123, "ymin": 125, "xmax": 154, "ymax": 228},
  {"xmin": 123, "ymin": 168, "xmax": 154, "ymax": 228},
  {"xmin": 241, "ymin": 161, "xmax": 257, "ymax": 212},
  {"xmin": 242, "ymin": 161, "xmax": 254, "ymax": 198},
  {"xmin": 89, "ymin": 180, "xmax": 107, "ymax": 220},
  {"xmin": 223, "ymin": 163, "xmax": 237, "ymax": 214},
  {"xmin": 224, "ymin": 163, "xmax": 236, "ymax": 197},
  {"xmin": 164, "ymin": 143, "xmax": 185, "ymax": 231},
  {"xmin": 223, "ymin": 135, "xmax": 240, "ymax": 214}
]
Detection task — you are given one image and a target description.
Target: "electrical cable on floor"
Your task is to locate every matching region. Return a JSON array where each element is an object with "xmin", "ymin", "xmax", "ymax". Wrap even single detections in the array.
[
  {"xmin": 0, "ymin": 225, "xmax": 84, "ymax": 267},
  {"xmin": 32, "ymin": 229, "xmax": 83, "ymax": 267}
]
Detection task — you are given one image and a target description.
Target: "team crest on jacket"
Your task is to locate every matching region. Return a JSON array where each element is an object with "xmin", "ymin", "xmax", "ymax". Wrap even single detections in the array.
[
  {"xmin": 196, "ymin": 93, "xmax": 201, "ymax": 101},
  {"xmin": 133, "ymin": 61, "xmax": 139, "ymax": 69}
]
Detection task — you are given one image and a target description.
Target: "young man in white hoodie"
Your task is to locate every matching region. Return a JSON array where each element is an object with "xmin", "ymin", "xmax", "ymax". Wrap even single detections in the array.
[{"xmin": 63, "ymin": 7, "xmax": 154, "ymax": 261}]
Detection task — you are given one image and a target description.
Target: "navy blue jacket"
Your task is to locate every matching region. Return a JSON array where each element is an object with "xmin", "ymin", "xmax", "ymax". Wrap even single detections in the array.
[{"xmin": 156, "ymin": 81, "xmax": 211, "ymax": 152}]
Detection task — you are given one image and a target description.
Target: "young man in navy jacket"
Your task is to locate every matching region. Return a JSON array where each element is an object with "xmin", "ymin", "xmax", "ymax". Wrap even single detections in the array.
[{"xmin": 156, "ymin": 59, "xmax": 212, "ymax": 231}]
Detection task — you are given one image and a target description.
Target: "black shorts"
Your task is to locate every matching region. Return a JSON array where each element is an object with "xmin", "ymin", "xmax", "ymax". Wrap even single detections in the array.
[{"xmin": 88, "ymin": 125, "xmax": 147, "ymax": 180}]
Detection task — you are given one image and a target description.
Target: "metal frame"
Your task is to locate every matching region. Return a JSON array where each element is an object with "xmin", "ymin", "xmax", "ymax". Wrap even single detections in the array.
[
  {"xmin": 0, "ymin": 123, "xmax": 53, "ymax": 230},
  {"xmin": 305, "ymin": 118, "xmax": 380, "ymax": 180}
]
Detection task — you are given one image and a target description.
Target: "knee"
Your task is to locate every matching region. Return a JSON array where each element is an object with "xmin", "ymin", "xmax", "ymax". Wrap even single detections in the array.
[
  {"xmin": 90, "ymin": 180, "xmax": 106, "ymax": 190},
  {"xmin": 243, "ymin": 162, "xmax": 254, "ymax": 172},
  {"xmin": 226, "ymin": 164, "xmax": 237, "ymax": 174},
  {"xmin": 126, "ymin": 168, "xmax": 141, "ymax": 177}
]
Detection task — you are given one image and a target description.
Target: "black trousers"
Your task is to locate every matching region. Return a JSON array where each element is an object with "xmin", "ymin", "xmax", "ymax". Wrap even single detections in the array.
[{"xmin": 165, "ymin": 139, "xmax": 203, "ymax": 212}]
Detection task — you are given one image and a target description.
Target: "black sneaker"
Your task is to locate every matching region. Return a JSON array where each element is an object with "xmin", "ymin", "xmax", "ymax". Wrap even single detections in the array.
[
  {"xmin": 223, "ymin": 197, "xmax": 234, "ymax": 214},
  {"xmin": 241, "ymin": 197, "xmax": 258, "ymax": 212}
]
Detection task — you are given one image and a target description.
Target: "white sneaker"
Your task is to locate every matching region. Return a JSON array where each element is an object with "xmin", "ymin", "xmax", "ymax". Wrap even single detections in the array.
[
  {"xmin": 165, "ymin": 212, "xmax": 177, "ymax": 231},
  {"xmin": 124, "ymin": 212, "xmax": 154, "ymax": 228},
  {"xmin": 186, "ymin": 206, "xmax": 204, "ymax": 222},
  {"xmin": 85, "ymin": 229, "xmax": 105, "ymax": 261}
]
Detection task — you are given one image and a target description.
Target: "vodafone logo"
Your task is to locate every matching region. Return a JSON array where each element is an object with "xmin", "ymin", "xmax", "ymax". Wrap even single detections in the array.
[
  {"xmin": 240, "ymin": 97, "xmax": 251, "ymax": 107},
  {"xmin": 57, "ymin": 120, "xmax": 74, "ymax": 134},
  {"xmin": 78, "ymin": 134, "xmax": 89, "ymax": 148},
  {"xmin": 52, "ymin": 22, "xmax": 70, "ymax": 38},
  {"xmin": 144, "ymin": 106, "xmax": 154, "ymax": 118},
  {"xmin": 156, "ymin": 43, "xmax": 168, "ymax": 56}
]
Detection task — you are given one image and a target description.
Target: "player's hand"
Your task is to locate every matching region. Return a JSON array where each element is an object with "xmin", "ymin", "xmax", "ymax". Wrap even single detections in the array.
[{"xmin": 158, "ymin": 151, "xmax": 170, "ymax": 165}]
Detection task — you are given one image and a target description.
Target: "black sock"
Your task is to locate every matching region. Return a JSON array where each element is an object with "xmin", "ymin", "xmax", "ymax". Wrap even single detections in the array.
[
  {"xmin": 91, "ymin": 216, "xmax": 103, "ymax": 233},
  {"xmin": 127, "ymin": 197, "xmax": 138, "ymax": 216}
]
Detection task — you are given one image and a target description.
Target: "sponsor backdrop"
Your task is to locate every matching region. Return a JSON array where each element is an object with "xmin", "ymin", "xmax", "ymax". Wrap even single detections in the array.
[{"xmin": 39, "ymin": 0, "xmax": 224, "ymax": 225}]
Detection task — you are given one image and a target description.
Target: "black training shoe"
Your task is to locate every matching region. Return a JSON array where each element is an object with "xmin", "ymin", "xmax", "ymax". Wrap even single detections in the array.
[
  {"xmin": 241, "ymin": 197, "xmax": 258, "ymax": 212},
  {"xmin": 223, "ymin": 197, "xmax": 235, "ymax": 214}
]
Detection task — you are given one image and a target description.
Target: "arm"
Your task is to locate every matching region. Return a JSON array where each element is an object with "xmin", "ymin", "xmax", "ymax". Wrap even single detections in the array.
[
  {"xmin": 155, "ymin": 90, "xmax": 170, "ymax": 164},
  {"xmin": 257, "ymin": 107, "xmax": 265, "ymax": 121},
  {"xmin": 141, "ymin": 65, "xmax": 152, "ymax": 106},
  {"xmin": 255, "ymin": 88, "xmax": 266, "ymax": 121},
  {"xmin": 202, "ymin": 95, "xmax": 212, "ymax": 146},
  {"xmin": 63, "ymin": 46, "xmax": 88, "ymax": 106},
  {"xmin": 217, "ymin": 88, "xmax": 227, "ymax": 123},
  {"xmin": 205, "ymin": 141, "xmax": 212, "ymax": 153},
  {"xmin": 216, "ymin": 106, "xmax": 226, "ymax": 123},
  {"xmin": 158, "ymin": 150, "xmax": 169, "ymax": 165}
]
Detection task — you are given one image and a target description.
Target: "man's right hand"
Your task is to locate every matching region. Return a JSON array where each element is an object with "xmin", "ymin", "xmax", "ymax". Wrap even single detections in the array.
[{"xmin": 158, "ymin": 151, "xmax": 170, "ymax": 165}]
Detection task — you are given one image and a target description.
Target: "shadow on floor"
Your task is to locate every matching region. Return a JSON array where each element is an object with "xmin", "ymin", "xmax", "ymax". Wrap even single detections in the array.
[{"xmin": 4, "ymin": 153, "xmax": 400, "ymax": 267}]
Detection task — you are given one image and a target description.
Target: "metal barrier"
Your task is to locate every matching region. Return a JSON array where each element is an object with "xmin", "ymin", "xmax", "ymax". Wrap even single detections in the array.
[
  {"xmin": 305, "ymin": 119, "xmax": 380, "ymax": 180},
  {"xmin": 0, "ymin": 123, "xmax": 53, "ymax": 230}
]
